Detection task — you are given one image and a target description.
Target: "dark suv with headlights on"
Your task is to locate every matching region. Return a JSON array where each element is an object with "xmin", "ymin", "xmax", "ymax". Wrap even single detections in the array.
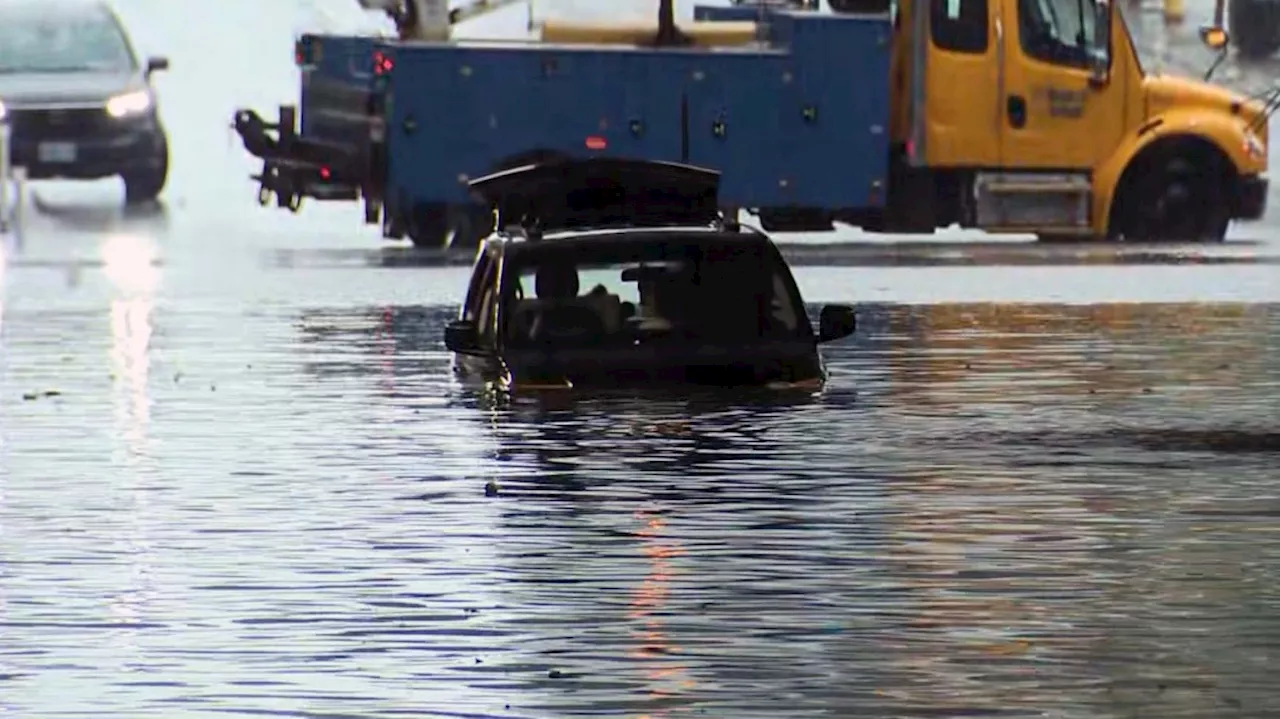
[{"xmin": 0, "ymin": 0, "xmax": 170, "ymax": 204}]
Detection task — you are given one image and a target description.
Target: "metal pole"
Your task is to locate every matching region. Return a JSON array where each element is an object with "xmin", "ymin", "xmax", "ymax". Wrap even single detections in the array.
[
  {"xmin": 12, "ymin": 165, "xmax": 25, "ymax": 250},
  {"xmin": 0, "ymin": 121, "xmax": 10, "ymax": 235},
  {"xmin": 409, "ymin": 0, "xmax": 451, "ymax": 41}
]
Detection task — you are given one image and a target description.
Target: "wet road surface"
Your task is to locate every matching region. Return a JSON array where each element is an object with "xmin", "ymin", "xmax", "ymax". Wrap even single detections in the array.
[{"xmin": 2, "ymin": 1, "xmax": 1280, "ymax": 717}]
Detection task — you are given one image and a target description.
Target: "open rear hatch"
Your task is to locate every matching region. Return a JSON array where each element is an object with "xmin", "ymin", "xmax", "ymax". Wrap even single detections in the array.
[{"xmin": 467, "ymin": 157, "xmax": 723, "ymax": 234}]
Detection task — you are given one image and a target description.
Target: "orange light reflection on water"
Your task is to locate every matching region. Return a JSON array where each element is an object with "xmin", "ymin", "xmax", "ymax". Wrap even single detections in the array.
[{"xmin": 627, "ymin": 510, "xmax": 698, "ymax": 717}]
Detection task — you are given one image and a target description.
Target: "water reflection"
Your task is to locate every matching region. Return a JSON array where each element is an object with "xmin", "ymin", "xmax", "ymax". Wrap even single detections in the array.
[
  {"xmin": 109, "ymin": 300, "xmax": 153, "ymax": 454},
  {"xmin": 102, "ymin": 232, "xmax": 161, "ymax": 297},
  {"xmin": 860, "ymin": 302, "xmax": 1272, "ymax": 404},
  {"xmin": 30, "ymin": 191, "xmax": 171, "ymax": 233},
  {"xmin": 626, "ymin": 509, "xmax": 695, "ymax": 715},
  {"xmin": 104, "ymin": 232, "xmax": 158, "ymax": 459},
  {"xmin": 256, "ymin": 300, "xmax": 1280, "ymax": 716},
  {"xmin": 841, "ymin": 303, "xmax": 1280, "ymax": 460},
  {"xmin": 464, "ymin": 384, "xmax": 897, "ymax": 716},
  {"xmin": 294, "ymin": 305, "xmax": 456, "ymax": 382},
  {"xmin": 103, "ymin": 230, "xmax": 161, "ymax": 675}
]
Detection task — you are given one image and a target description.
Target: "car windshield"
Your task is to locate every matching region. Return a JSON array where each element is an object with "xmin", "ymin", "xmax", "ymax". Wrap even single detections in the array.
[
  {"xmin": 502, "ymin": 235, "xmax": 808, "ymax": 349},
  {"xmin": 0, "ymin": 10, "xmax": 134, "ymax": 74}
]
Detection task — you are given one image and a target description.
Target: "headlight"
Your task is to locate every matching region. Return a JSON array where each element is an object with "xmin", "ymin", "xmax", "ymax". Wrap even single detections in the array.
[
  {"xmin": 0, "ymin": 100, "xmax": 7, "ymax": 122},
  {"xmin": 105, "ymin": 90, "xmax": 151, "ymax": 118}
]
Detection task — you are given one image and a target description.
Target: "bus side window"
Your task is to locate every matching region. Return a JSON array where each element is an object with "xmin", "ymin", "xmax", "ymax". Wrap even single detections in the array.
[{"xmin": 931, "ymin": 0, "xmax": 989, "ymax": 53}]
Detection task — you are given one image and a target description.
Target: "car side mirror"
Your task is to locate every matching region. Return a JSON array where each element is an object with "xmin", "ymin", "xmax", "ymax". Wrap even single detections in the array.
[
  {"xmin": 145, "ymin": 56, "xmax": 169, "ymax": 76},
  {"xmin": 444, "ymin": 319, "xmax": 480, "ymax": 353},
  {"xmin": 817, "ymin": 304, "xmax": 856, "ymax": 343}
]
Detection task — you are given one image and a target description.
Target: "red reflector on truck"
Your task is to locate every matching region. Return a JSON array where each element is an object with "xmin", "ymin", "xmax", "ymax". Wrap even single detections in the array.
[{"xmin": 585, "ymin": 136, "xmax": 607, "ymax": 150}]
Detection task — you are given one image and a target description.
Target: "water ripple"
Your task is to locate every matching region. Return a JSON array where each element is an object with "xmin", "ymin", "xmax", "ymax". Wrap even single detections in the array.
[{"xmin": 1, "ymin": 298, "xmax": 1278, "ymax": 718}]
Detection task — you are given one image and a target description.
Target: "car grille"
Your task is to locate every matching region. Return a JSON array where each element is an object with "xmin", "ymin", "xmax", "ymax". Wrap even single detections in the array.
[{"xmin": 7, "ymin": 107, "xmax": 112, "ymax": 139}]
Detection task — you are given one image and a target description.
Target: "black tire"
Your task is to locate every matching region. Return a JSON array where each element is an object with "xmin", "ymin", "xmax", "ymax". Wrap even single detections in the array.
[
  {"xmin": 123, "ymin": 146, "xmax": 168, "ymax": 205},
  {"xmin": 1109, "ymin": 155, "xmax": 1230, "ymax": 242},
  {"xmin": 828, "ymin": 0, "xmax": 892, "ymax": 13},
  {"xmin": 406, "ymin": 203, "xmax": 496, "ymax": 249},
  {"xmin": 1229, "ymin": 0, "xmax": 1280, "ymax": 60},
  {"xmin": 445, "ymin": 204, "xmax": 495, "ymax": 250},
  {"xmin": 383, "ymin": 212, "xmax": 407, "ymax": 240},
  {"xmin": 406, "ymin": 202, "xmax": 451, "ymax": 248},
  {"xmin": 404, "ymin": 150, "xmax": 560, "ymax": 249}
]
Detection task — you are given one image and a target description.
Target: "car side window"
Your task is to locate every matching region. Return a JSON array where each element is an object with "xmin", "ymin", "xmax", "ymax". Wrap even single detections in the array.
[{"xmin": 932, "ymin": 0, "xmax": 989, "ymax": 54}]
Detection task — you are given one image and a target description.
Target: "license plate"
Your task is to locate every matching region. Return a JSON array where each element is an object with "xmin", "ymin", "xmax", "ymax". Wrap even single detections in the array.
[{"xmin": 38, "ymin": 142, "xmax": 76, "ymax": 163}]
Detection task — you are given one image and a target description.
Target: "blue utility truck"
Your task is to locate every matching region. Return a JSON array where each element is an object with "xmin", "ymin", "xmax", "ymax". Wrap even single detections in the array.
[
  {"xmin": 236, "ymin": 0, "xmax": 894, "ymax": 247},
  {"xmin": 233, "ymin": 0, "xmax": 1272, "ymax": 247}
]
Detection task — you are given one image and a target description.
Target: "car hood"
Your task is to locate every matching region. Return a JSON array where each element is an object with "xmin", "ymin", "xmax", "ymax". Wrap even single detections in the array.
[{"xmin": 0, "ymin": 71, "xmax": 139, "ymax": 107}]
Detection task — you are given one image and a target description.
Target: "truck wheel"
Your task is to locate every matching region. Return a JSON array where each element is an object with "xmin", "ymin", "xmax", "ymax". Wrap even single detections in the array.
[
  {"xmin": 383, "ymin": 209, "xmax": 407, "ymax": 240},
  {"xmin": 444, "ymin": 204, "xmax": 496, "ymax": 250},
  {"xmin": 1109, "ymin": 154, "xmax": 1230, "ymax": 242},
  {"xmin": 828, "ymin": 0, "xmax": 891, "ymax": 13},
  {"xmin": 406, "ymin": 202, "xmax": 451, "ymax": 248},
  {"xmin": 1229, "ymin": 0, "xmax": 1280, "ymax": 60}
]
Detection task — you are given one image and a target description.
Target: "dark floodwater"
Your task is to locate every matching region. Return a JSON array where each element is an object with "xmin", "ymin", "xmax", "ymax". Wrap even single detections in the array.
[
  {"xmin": 2, "ymin": 0, "xmax": 1280, "ymax": 716},
  {"xmin": 3, "ymin": 215, "xmax": 1279, "ymax": 716}
]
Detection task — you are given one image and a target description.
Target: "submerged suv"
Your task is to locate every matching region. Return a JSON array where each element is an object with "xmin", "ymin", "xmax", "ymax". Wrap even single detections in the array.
[
  {"xmin": 0, "ymin": 0, "xmax": 170, "ymax": 204},
  {"xmin": 443, "ymin": 157, "xmax": 859, "ymax": 390}
]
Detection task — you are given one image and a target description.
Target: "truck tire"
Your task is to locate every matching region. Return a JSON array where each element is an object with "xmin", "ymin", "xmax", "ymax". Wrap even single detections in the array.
[
  {"xmin": 828, "ymin": 0, "xmax": 892, "ymax": 13},
  {"xmin": 406, "ymin": 203, "xmax": 496, "ymax": 249},
  {"xmin": 444, "ymin": 204, "xmax": 496, "ymax": 249},
  {"xmin": 1229, "ymin": 0, "xmax": 1280, "ymax": 60},
  {"xmin": 1109, "ymin": 153, "xmax": 1230, "ymax": 242},
  {"xmin": 406, "ymin": 202, "xmax": 451, "ymax": 248}
]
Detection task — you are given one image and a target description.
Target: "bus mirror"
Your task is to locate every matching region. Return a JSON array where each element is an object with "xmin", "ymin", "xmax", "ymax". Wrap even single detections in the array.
[{"xmin": 1200, "ymin": 26, "xmax": 1229, "ymax": 50}]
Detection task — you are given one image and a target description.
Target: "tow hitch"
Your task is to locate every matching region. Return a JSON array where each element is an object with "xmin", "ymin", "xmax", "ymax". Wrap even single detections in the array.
[{"xmin": 232, "ymin": 105, "xmax": 365, "ymax": 212}]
